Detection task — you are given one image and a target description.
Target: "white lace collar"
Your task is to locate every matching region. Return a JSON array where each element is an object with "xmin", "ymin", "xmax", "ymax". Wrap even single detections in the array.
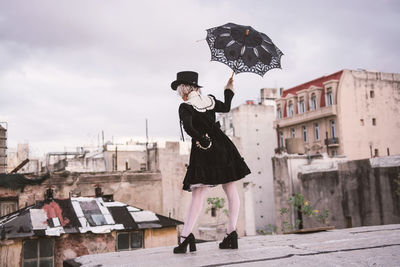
[{"xmin": 185, "ymin": 91, "xmax": 215, "ymax": 112}]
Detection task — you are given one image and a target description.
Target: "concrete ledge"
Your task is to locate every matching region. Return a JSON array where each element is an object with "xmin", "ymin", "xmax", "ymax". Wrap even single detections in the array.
[{"xmin": 64, "ymin": 224, "xmax": 400, "ymax": 267}]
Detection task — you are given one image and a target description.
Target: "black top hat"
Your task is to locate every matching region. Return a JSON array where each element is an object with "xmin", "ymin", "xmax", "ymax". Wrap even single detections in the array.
[{"xmin": 171, "ymin": 71, "xmax": 202, "ymax": 90}]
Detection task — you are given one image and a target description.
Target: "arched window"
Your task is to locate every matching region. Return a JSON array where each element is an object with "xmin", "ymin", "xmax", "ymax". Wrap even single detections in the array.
[
  {"xmin": 326, "ymin": 88, "xmax": 333, "ymax": 106},
  {"xmin": 298, "ymin": 97, "xmax": 305, "ymax": 114},
  {"xmin": 330, "ymin": 120, "xmax": 336, "ymax": 138},
  {"xmin": 287, "ymin": 101, "xmax": 294, "ymax": 117},
  {"xmin": 314, "ymin": 123, "xmax": 320, "ymax": 140},
  {"xmin": 310, "ymin": 93, "xmax": 317, "ymax": 110},
  {"xmin": 276, "ymin": 105, "xmax": 282, "ymax": 119}
]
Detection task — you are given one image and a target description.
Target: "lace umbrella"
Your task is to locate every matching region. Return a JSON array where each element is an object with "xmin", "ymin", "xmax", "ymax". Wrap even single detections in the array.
[{"xmin": 205, "ymin": 23, "xmax": 283, "ymax": 77}]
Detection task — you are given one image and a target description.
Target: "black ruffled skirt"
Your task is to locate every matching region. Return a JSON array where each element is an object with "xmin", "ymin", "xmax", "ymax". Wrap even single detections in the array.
[{"xmin": 182, "ymin": 128, "xmax": 251, "ymax": 192}]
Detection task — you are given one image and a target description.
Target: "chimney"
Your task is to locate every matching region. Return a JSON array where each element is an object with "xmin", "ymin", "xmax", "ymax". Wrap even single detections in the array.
[
  {"xmin": 95, "ymin": 184, "xmax": 103, "ymax": 198},
  {"xmin": 259, "ymin": 88, "xmax": 277, "ymax": 106},
  {"xmin": 45, "ymin": 187, "xmax": 54, "ymax": 201}
]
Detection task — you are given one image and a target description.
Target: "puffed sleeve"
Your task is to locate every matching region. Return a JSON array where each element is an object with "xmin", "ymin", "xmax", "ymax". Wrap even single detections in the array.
[
  {"xmin": 179, "ymin": 103, "xmax": 211, "ymax": 147},
  {"xmin": 209, "ymin": 89, "xmax": 234, "ymax": 113}
]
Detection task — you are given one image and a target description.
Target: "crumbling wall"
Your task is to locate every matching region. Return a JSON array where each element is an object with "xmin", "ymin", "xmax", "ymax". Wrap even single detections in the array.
[
  {"xmin": 300, "ymin": 159, "xmax": 400, "ymax": 229},
  {"xmin": 272, "ymin": 157, "xmax": 292, "ymax": 233},
  {"xmin": 0, "ymin": 172, "xmax": 163, "ymax": 215},
  {"xmin": 55, "ymin": 232, "xmax": 116, "ymax": 267},
  {"xmin": 0, "ymin": 240, "xmax": 22, "ymax": 267}
]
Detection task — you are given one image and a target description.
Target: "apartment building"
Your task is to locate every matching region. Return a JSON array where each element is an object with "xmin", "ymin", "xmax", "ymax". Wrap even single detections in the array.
[{"xmin": 274, "ymin": 69, "xmax": 400, "ymax": 159}]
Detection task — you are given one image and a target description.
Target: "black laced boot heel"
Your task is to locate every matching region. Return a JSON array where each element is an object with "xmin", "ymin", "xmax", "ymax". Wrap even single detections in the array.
[
  {"xmin": 173, "ymin": 233, "xmax": 197, "ymax": 253},
  {"xmin": 219, "ymin": 230, "xmax": 238, "ymax": 249}
]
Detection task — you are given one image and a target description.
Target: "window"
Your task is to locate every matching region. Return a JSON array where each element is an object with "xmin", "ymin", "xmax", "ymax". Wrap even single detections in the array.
[
  {"xmin": 79, "ymin": 200, "xmax": 107, "ymax": 226},
  {"xmin": 0, "ymin": 198, "xmax": 18, "ymax": 217},
  {"xmin": 372, "ymin": 118, "xmax": 376, "ymax": 126},
  {"xmin": 276, "ymin": 106, "xmax": 282, "ymax": 119},
  {"xmin": 330, "ymin": 120, "xmax": 336, "ymax": 138},
  {"xmin": 303, "ymin": 126, "xmax": 307, "ymax": 142},
  {"xmin": 310, "ymin": 94, "xmax": 317, "ymax": 110},
  {"xmin": 370, "ymin": 90, "xmax": 375, "ymax": 98},
  {"xmin": 279, "ymin": 131, "xmax": 284, "ymax": 148},
  {"xmin": 23, "ymin": 239, "xmax": 54, "ymax": 267},
  {"xmin": 314, "ymin": 123, "xmax": 320, "ymax": 140},
  {"xmin": 374, "ymin": 149, "xmax": 379, "ymax": 157},
  {"xmin": 287, "ymin": 101, "xmax": 294, "ymax": 117},
  {"xmin": 326, "ymin": 89, "xmax": 333, "ymax": 106},
  {"xmin": 117, "ymin": 231, "xmax": 144, "ymax": 251},
  {"xmin": 360, "ymin": 119, "xmax": 364, "ymax": 126},
  {"xmin": 291, "ymin": 128, "xmax": 295, "ymax": 138},
  {"xmin": 298, "ymin": 98, "xmax": 305, "ymax": 114}
]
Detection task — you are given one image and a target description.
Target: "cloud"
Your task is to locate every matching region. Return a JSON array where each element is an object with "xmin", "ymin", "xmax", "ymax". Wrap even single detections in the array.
[{"xmin": 0, "ymin": 0, "xmax": 399, "ymax": 155}]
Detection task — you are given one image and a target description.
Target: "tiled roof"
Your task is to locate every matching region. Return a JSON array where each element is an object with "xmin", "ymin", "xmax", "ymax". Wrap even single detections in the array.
[
  {"xmin": 0, "ymin": 197, "xmax": 183, "ymax": 240},
  {"xmin": 281, "ymin": 70, "xmax": 343, "ymax": 98},
  {"xmin": 280, "ymin": 70, "xmax": 343, "ymax": 117}
]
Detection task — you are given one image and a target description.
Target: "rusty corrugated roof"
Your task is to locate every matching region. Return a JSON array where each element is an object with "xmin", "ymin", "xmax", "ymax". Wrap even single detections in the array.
[{"xmin": 0, "ymin": 197, "xmax": 183, "ymax": 240}]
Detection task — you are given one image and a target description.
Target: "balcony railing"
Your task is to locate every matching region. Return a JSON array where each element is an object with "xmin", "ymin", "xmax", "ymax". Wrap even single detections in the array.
[
  {"xmin": 274, "ymin": 105, "xmax": 337, "ymax": 128},
  {"xmin": 325, "ymin": 137, "xmax": 339, "ymax": 147}
]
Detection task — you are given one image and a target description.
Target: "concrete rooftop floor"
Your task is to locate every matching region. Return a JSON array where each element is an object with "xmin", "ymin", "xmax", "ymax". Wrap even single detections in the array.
[{"xmin": 65, "ymin": 224, "xmax": 400, "ymax": 267}]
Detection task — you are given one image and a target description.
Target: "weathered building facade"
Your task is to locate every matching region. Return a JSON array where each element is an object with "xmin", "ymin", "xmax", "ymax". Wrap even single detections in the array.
[
  {"xmin": 218, "ymin": 88, "xmax": 277, "ymax": 234},
  {"xmin": 7, "ymin": 144, "xmax": 41, "ymax": 174},
  {"xmin": 274, "ymin": 69, "xmax": 400, "ymax": 159},
  {"xmin": 272, "ymin": 154, "xmax": 400, "ymax": 233},
  {"xmin": 0, "ymin": 196, "xmax": 182, "ymax": 266},
  {"xmin": 0, "ymin": 140, "xmax": 248, "ymax": 247}
]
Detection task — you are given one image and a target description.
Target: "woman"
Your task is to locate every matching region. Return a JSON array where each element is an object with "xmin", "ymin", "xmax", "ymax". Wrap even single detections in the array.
[{"xmin": 171, "ymin": 71, "xmax": 251, "ymax": 254}]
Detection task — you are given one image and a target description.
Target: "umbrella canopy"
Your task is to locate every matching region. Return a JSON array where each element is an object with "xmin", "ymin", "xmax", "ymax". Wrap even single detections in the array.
[{"xmin": 206, "ymin": 23, "xmax": 283, "ymax": 77}]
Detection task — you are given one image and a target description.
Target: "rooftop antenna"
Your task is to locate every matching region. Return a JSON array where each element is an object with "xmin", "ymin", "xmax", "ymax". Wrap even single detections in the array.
[
  {"xmin": 146, "ymin": 119, "xmax": 150, "ymax": 171},
  {"xmin": 146, "ymin": 118, "xmax": 149, "ymax": 145}
]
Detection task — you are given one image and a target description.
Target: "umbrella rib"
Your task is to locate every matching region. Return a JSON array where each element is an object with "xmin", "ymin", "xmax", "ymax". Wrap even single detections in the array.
[
  {"xmin": 226, "ymin": 40, "xmax": 235, "ymax": 47},
  {"xmin": 240, "ymin": 46, "xmax": 246, "ymax": 56}
]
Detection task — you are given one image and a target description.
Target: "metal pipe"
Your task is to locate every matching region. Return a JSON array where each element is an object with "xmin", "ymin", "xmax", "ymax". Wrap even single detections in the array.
[{"xmin": 11, "ymin": 159, "xmax": 30, "ymax": 173}]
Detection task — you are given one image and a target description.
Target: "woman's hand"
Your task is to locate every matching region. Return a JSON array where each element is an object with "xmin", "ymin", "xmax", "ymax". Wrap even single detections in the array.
[
  {"xmin": 196, "ymin": 134, "xmax": 212, "ymax": 150},
  {"xmin": 225, "ymin": 77, "xmax": 234, "ymax": 92}
]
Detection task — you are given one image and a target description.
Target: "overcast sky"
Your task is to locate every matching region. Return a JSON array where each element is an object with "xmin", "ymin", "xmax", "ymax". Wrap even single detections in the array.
[{"xmin": 1, "ymin": 0, "xmax": 399, "ymax": 156}]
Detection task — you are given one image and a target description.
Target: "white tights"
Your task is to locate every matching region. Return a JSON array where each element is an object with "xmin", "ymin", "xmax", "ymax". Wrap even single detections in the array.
[
  {"xmin": 180, "ymin": 181, "xmax": 240, "ymax": 242},
  {"xmin": 222, "ymin": 181, "xmax": 240, "ymax": 234}
]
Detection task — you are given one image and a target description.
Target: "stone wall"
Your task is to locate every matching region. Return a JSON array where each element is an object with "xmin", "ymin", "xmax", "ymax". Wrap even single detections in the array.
[
  {"xmin": 300, "ymin": 159, "xmax": 400, "ymax": 229},
  {"xmin": 272, "ymin": 155, "xmax": 400, "ymax": 232},
  {"xmin": 55, "ymin": 232, "xmax": 116, "ymax": 267}
]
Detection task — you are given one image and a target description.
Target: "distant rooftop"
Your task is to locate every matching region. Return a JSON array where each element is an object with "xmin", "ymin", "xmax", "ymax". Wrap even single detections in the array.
[{"xmin": 0, "ymin": 196, "xmax": 182, "ymax": 240}]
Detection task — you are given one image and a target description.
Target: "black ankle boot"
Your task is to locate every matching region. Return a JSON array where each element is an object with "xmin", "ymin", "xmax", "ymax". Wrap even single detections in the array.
[
  {"xmin": 173, "ymin": 233, "xmax": 197, "ymax": 253},
  {"xmin": 219, "ymin": 230, "xmax": 238, "ymax": 249}
]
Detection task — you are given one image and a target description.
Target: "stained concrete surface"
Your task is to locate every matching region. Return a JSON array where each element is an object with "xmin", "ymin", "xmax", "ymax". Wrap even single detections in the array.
[{"xmin": 64, "ymin": 224, "xmax": 400, "ymax": 267}]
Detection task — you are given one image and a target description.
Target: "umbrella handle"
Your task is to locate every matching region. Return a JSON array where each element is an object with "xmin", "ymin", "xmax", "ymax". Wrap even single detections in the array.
[{"xmin": 231, "ymin": 71, "xmax": 235, "ymax": 79}]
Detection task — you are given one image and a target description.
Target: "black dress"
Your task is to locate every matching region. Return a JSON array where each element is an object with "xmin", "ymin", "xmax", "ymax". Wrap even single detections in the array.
[{"xmin": 179, "ymin": 89, "xmax": 251, "ymax": 192}]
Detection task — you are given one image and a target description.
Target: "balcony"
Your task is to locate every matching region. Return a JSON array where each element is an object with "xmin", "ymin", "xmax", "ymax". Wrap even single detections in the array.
[
  {"xmin": 325, "ymin": 137, "xmax": 340, "ymax": 147},
  {"xmin": 274, "ymin": 105, "xmax": 337, "ymax": 128}
]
